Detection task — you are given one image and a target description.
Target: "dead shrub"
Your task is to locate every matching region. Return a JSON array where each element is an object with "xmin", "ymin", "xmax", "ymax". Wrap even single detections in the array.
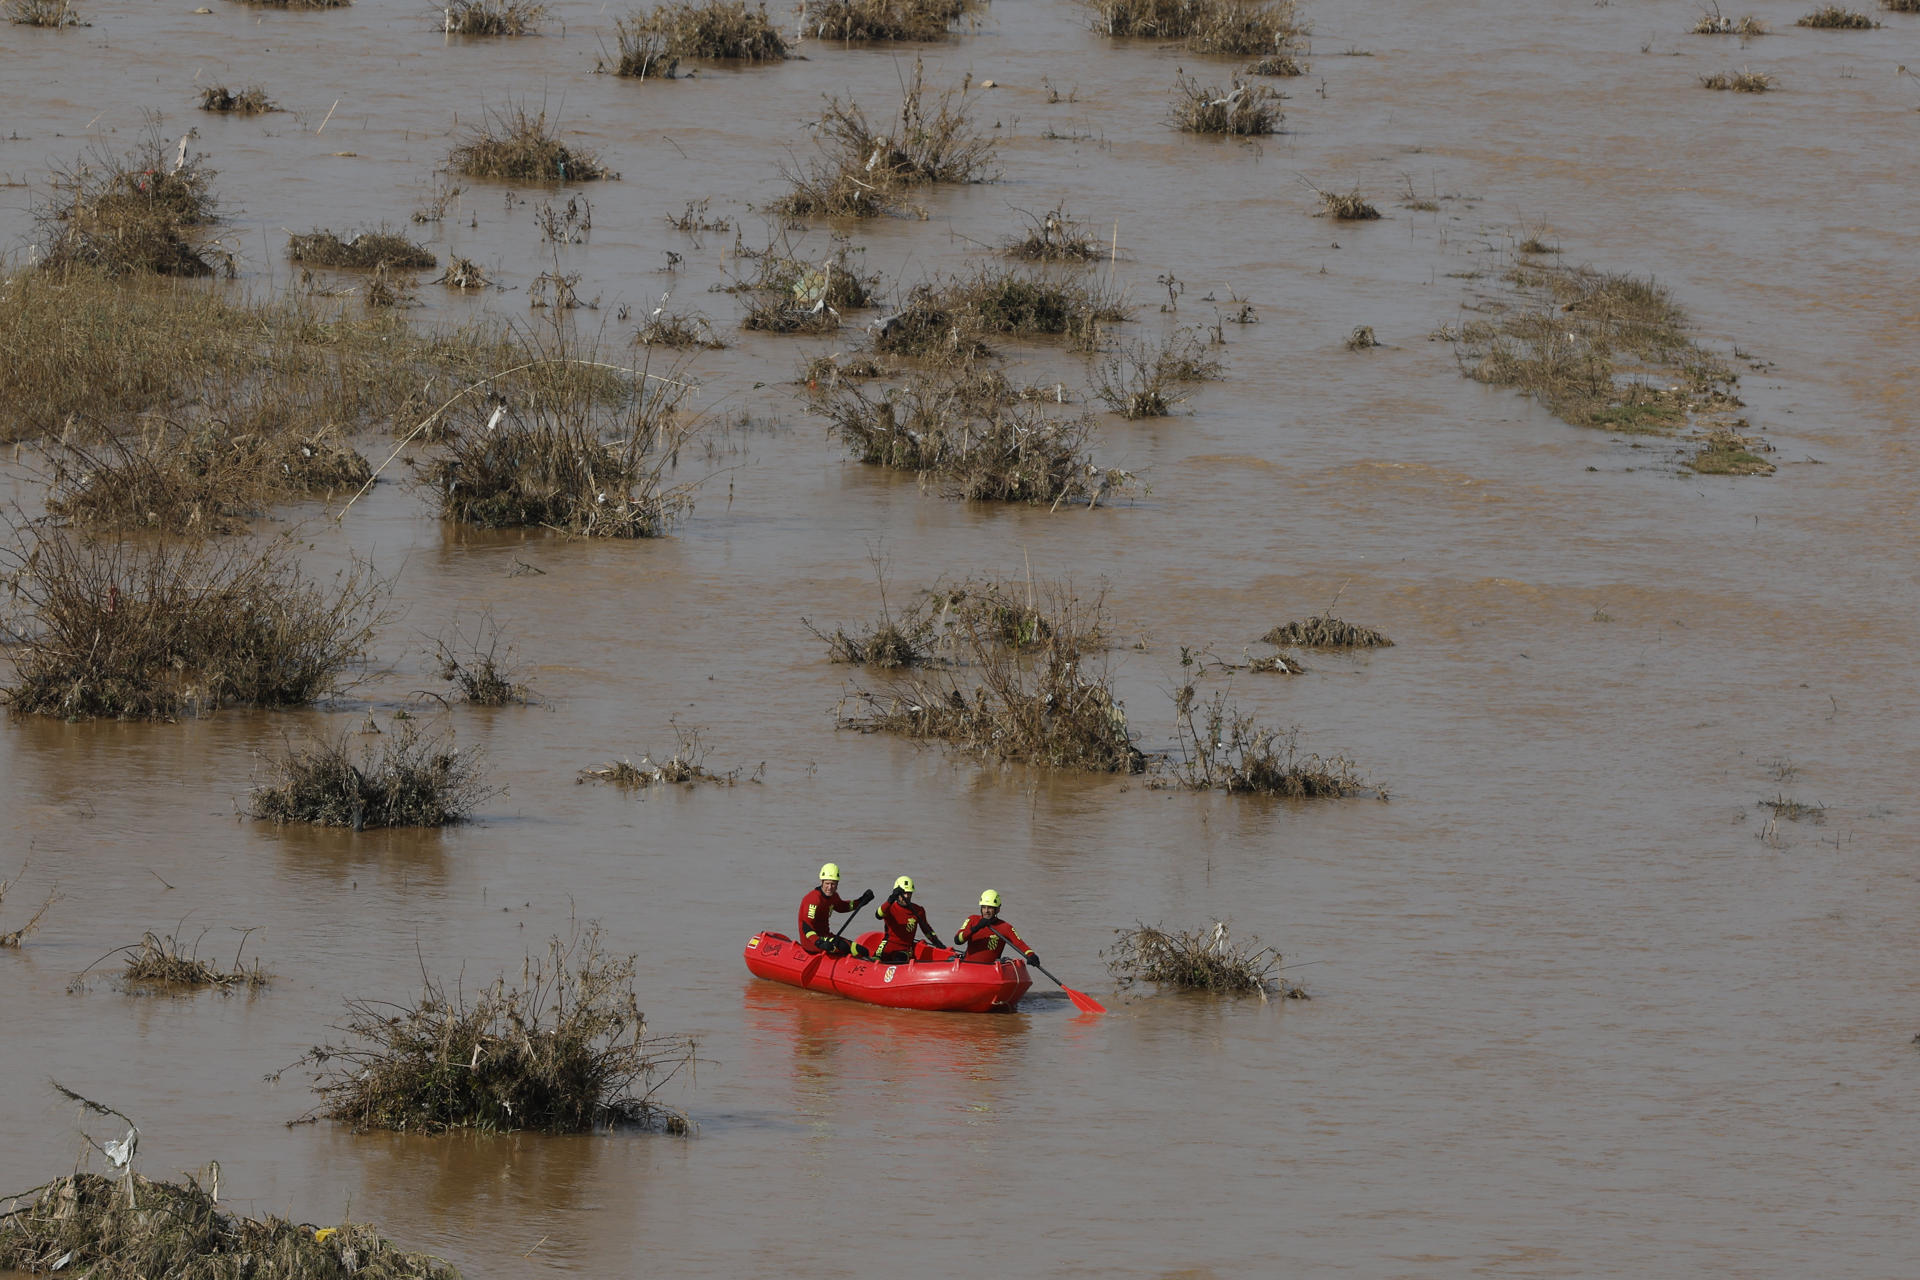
[
  {"xmin": 619, "ymin": 0, "xmax": 786, "ymax": 62},
  {"xmin": 873, "ymin": 269, "xmax": 1130, "ymax": 359},
  {"xmin": 0, "ymin": 862, "xmax": 56, "ymax": 949},
  {"xmin": 1087, "ymin": 0, "xmax": 1303, "ymax": 54},
  {"xmin": 1171, "ymin": 76, "xmax": 1283, "ymax": 135},
  {"xmin": 289, "ymin": 228, "xmax": 438, "ymax": 270},
  {"xmin": 7, "ymin": 0, "xmax": 87, "ymax": 24},
  {"xmin": 0, "ymin": 530, "xmax": 384, "ymax": 721},
  {"xmin": 1169, "ymin": 685, "xmax": 1375, "ymax": 797},
  {"xmin": 435, "ymin": 256, "xmax": 492, "ymax": 289},
  {"xmin": 1700, "ymin": 67, "xmax": 1774, "ymax": 90},
  {"xmin": 0, "ymin": 1166, "xmax": 454, "ymax": 1279},
  {"xmin": 293, "ymin": 924, "xmax": 694, "ymax": 1133},
  {"xmin": 250, "ymin": 725, "xmax": 490, "ymax": 828},
  {"xmin": 578, "ymin": 723, "xmax": 741, "ymax": 787},
  {"xmin": 116, "ymin": 926, "xmax": 268, "ymax": 991},
  {"xmin": 1316, "ymin": 188, "xmax": 1380, "ymax": 220},
  {"xmin": 1884, "ymin": 0, "xmax": 1919, "ymax": 12},
  {"xmin": 197, "ymin": 84, "xmax": 275, "ymax": 114},
  {"xmin": 803, "ymin": 557, "xmax": 939, "ymax": 667},
  {"xmin": 1094, "ymin": 329, "xmax": 1225, "ymax": 418},
  {"xmin": 1105, "ymin": 920, "xmax": 1304, "ymax": 997},
  {"xmin": 817, "ymin": 373, "xmax": 1131, "ymax": 505},
  {"xmin": 224, "ymin": 0, "xmax": 352, "ymax": 7},
  {"xmin": 775, "ymin": 59, "xmax": 997, "ymax": 218},
  {"xmin": 429, "ymin": 613, "xmax": 531, "ymax": 705},
  {"xmin": 1691, "ymin": 5, "xmax": 1768, "ymax": 33},
  {"xmin": 802, "ymin": 0, "xmax": 980, "ymax": 41},
  {"xmin": 447, "ymin": 105, "xmax": 606, "ymax": 182},
  {"xmin": 36, "ymin": 125, "xmax": 220, "ymax": 277},
  {"xmin": 733, "ymin": 237, "xmax": 881, "ymax": 309},
  {"xmin": 1796, "ymin": 4, "xmax": 1876, "ymax": 24},
  {"xmin": 1245, "ymin": 53, "xmax": 1304, "ymax": 74},
  {"xmin": 635, "ymin": 307, "xmax": 727, "ymax": 348},
  {"xmin": 440, "ymin": 0, "xmax": 547, "ymax": 34},
  {"xmin": 840, "ymin": 583, "xmax": 1145, "ymax": 773},
  {"xmin": 1006, "ymin": 205, "xmax": 1109, "ymax": 263},
  {"xmin": 1261, "ymin": 612, "xmax": 1391, "ymax": 649}
]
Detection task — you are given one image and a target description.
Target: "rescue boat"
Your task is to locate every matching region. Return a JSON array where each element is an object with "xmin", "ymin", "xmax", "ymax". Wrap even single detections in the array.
[{"xmin": 743, "ymin": 930, "xmax": 1032, "ymax": 1013}]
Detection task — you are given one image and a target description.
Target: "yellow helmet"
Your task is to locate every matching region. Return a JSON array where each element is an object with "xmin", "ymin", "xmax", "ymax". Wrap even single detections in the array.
[
  {"xmin": 893, "ymin": 875, "xmax": 915, "ymax": 894},
  {"xmin": 818, "ymin": 862, "xmax": 841, "ymax": 882},
  {"xmin": 979, "ymin": 889, "xmax": 1001, "ymax": 909}
]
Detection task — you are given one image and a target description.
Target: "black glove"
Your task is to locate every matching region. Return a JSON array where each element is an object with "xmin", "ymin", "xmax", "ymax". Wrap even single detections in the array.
[
  {"xmin": 856, "ymin": 889, "xmax": 874, "ymax": 906},
  {"xmin": 1024, "ymin": 952, "xmax": 1040, "ymax": 965}
]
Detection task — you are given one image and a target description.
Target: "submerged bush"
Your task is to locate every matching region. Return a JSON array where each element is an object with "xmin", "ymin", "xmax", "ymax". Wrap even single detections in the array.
[
  {"xmin": 0, "ymin": 531, "xmax": 383, "ymax": 720},
  {"xmin": 37, "ymin": 127, "xmax": 220, "ymax": 277},
  {"xmin": 430, "ymin": 613, "xmax": 532, "ymax": 705},
  {"xmin": 1105, "ymin": 921, "xmax": 1304, "ymax": 997},
  {"xmin": 1093, "ymin": 329, "xmax": 1225, "ymax": 418},
  {"xmin": 840, "ymin": 582, "xmax": 1145, "ymax": 773},
  {"xmin": 440, "ymin": 0, "xmax": 547, "ymax": 34},
  {"xmin": 0, "ymin": 864, "xmax": 56, "ymax": 948},
  {"xmin": 1169, "ymin": 686, "xmax": 1375, "ymax": 798},
  {"xmin": 119, "ymin": 927, "xmax": 268, "ymax": 991},
  {"xmin": 288, "ymin": 228, "xmax": 437, "ymax": 270},
  {"xmin": 1700, "ymin": 67, "xmax": 1774, "ymax": 90},
  {"xmin": 296, "ymin": 924, "xmax": 694, "ymax": 1133},
  {"xmin": 250, "ymin": 726, "xmax": 490, "ymax": 828},
  {"xmin": 803, "ymin": 0, "xmax": 979, "ymax": 41},
  {"xmin": 0, "ymin": 1170, "xmax": 455, "ymax": 1279},
  {"xmin": 1260, "ymin": 613, "xmax": 1391, "ymax": 649},
  {"xmin": 1796, "ymin": 4, "xmax": 1877, "ymax": 25},
  {"xmin": 1006, "ymin": 205, "xmax": 1109, "ymax": 263},
  {"xmin": 1087, "ymin": 0, "xmax": 1302, "ymax": 53},
  {"xmin": 198, "ymin": 84, "xmax": 274, "ymax": 114},
  {"xmin": 7, "ymin": 0, "xmax": 88, "ymax": 25},
  {"xmin": 776, "ymin": 59, "xmax": 996, "ymax": 217},
  {"xmin": 873, "ymin": 269, "xmax": 1130, "ymax": 359},
  {"xmin": 447, "ymin": 106, "xmax": 606, "ymax": 182},
  {"xmin": 1171, "ymin": 76, "xmax": 1283, "ymax": 134},
  {"xmin": 618, "ymin": 0, "xmax": 785, "ymax": 64}
]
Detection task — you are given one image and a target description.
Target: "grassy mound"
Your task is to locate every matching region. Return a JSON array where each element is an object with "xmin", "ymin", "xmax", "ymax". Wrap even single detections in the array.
[
  {"xmin": 447, "ymin": 106, "xmax": 605, "ymax": 182},
  {"xmin": 0, "ymin": 531, "xmax": 383, "ymax": 721},
  {"xmin": 250, "ymin": 726, "xmax": 490, "ymax": 828},
  {"xmin": 295, "ymin": 925, "xmax": 693, "ymax": 1133},
  {"xmin": 37, "ymin": 129, "xmax": 220, "ymax": 277},
  {"xmin": 0, "ymin": 1170, "xmax": 454, "ymax": 1278},
  {"xmin": 1105, "ymin": 921, "xmax": 1304, "ymax": 997},
  {"xmin": 289, "ymin": 229, "xmax": 437, "ymax": 270}
]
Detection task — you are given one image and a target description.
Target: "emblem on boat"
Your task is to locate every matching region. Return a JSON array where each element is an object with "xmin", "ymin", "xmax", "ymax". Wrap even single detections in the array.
[{"xmin": 883, "ymin": 966, "xmax": 897, "ymax": 983}]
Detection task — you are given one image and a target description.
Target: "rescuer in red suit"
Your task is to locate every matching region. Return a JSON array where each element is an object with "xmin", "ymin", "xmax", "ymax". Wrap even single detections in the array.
[
  {"xmin": 952, "ymin": 889, "xmax": 1039, "ymax": 966},
  {"xmin": 872, "ymin": 876, "xmax": 944, "ymax": 963},
  {"xmin": 797, "ymin": 863, "xmax": 870, "ymax": 956}
]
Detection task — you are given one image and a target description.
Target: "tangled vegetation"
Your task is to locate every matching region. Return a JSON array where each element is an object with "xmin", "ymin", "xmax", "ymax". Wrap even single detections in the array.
[
  {"xmin": 441, "ymin": 0, "xmax": 547, "ymax": 34},
  {"xmin": 1316, "ymin": 188, "xmax": 1381, "ymax": 220},
  {"xmin": 36, "ymin": 127, "xmax": 220, "ymax": 277},
  {"xmin": 776, "ymin": 60, "xmax": 996, "ymax": 217},
  {"xmin": 288, "ymin": 229, "xmax": 437, "ymax": 270},
  {"xmin": 7, "ymin": 0, "xmax": 87, "ymax": 25},
  {"xmin": 430, "ymin": 614, "xmax": 532, "ymax": 705},
  {"xmin": 0, "ymin": 531, "xmax": 383, "ymax": 721},
  {"xmin": 1691, "ymin": 6, "xmax": 1768, "ymax": 34},
  {"xmin": 1087, "ymin": 0, "xmax": 1303, "ymax": 55},
  {"xmin": 0, "ymin": 1169, "xmax": 456, "ymax": 1279},
  {"xmin": 250, "ymin": 726, "xmax": 491, "ymax": 828},
  {"xmin": 1169, "ymin": 686, "xmax": 1375, "ymax": 798},
  {"xmin": 1688, "ymin": 425, "xmax": 1776, "ymax": 475},
  {"xmin": 1093, "ymin": 329, "xmax": 1226, "ymax": 418},
  {"xmin": 294, "ymin": 925, "xmax": 693, "ymax": 1133},
  {"xmin": 115, "ymin": 927, "xmax": 269, "ymax": 992},
  {"xmin": 1261, "ymin": 612, "xmax": 1392, "ymax": 649},
  {"xmin": 578, "ymin": 724, "xmax": 743, "ymax": 788},
  {"xmin": 816, "ymin": 371, "xmax": 1131, "ymax": 505},
  {"xmin": 616, "ymin": 0, "xmax": 785, "ymax": 69},
  {"xmin": 1796, "ymin": 4, "xmax": 1877, "ymax": 25},
  {"xmin": 447, "ymin": 106, "xmax": 606, "ymax": 182},
  {"xmin": 0, "ymin": 863, "xmax": 56, "ymax": 948},
  {"xmin": 872, "ymin": 269, "xmax": 1130, "ymax": 359},
  {"xmin": 840, "ymin": 582, "xmax": 1145, "ymax": 773},
  {"xmin": 1171, "ymin": 76, "xmax": 1283, "ymax": 135},
  {"xmin": 1700, "ymin": 67, "xmax": 1774, "ymax": 90},
  {"xmin": 1105, "ymin": 921, "xmax": 1304, "ymax": 997},
  {"xmin": 1006, "ymin": 205, "xmax": 1109, "ymax": 263},
  {"xmin": 197, "ymin": 84, "xmax": 275, "ymax": 114},
  {"xmin": 802, "ymin": 0, "xmax": 980, "ymax": 41}
]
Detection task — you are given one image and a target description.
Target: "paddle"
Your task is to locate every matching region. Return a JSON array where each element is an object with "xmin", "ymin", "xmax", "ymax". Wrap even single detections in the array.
[
  {"xmin": 976, "ymin": 920, "xmax": 1106, "ymax": 1015},
  {"xmin": 798, "ymin": 889, "xmax": 873, "ymax": 984}
]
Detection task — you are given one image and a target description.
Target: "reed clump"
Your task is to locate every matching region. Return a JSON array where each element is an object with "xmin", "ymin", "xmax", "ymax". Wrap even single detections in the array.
[
  {"xmin": 447, "ymin": 106, "xmax": 606, "ymax": 182},
  {"xmin": 250, "ymin": 726, "xmax": 490, "ymax": 828},
  {"xmin": 620, "ymin": 0, "xmax": 786, "ymax": 62},
  {"xmin": 1171, "ymin": 76, "xmax": 1283, "ymax": 135},
  {"xmin": 1093, "ymin": 329, "xmax": 1225, "ymax": 418},
  {"xmin": 804, "ymin": 567, "xmax": 940, "ymax": 667},
  {"xmin": 1689, "ymin": 425, "xmax": 1776, "ymax": 475},
  {"xmin": 818, "ymin": 373, "xmax": 1130, "ymax": 505},
  {"xmin": 37, "ymin": 129, "xmax": 220, "ymax": 277},
  {"xmin": 1170, "ymin": 686, "xmax": 1374, "ymax": 797},
  {"xmin": 45, "ymin": 416, "xmax": 370, "ymax": 535},
  {"xmin": 1261, "ymin": 612, "xmax": 1391, "ymax": 649},
  {"xmin": 0, "ymin": 1171, "xmax": 456, "ymax": 1279},
  {"xmin": 1087, "ymin": 0, "xmax": 1303, "ymax": 55},
  {"xmin": 1796, "ymin": 4, "xmax": 1877, "ymax": 24},
  {"xmin": 295, "ymin": 925, "xmax": 693, "ymax": 1133},
  {"xmin": 841, "ymin": 583, "xmax": 1145, "ymax": 773},
  {"xmin": 776, "ymin": 60, "xmax": 997, "ymax": 217},
  {"xmin": 1700, "ymin": 67, "xmax": 1774, "ymax": 90},
  {"xmin": 1317, "ymin": 188, "xmax": 1381, "ymax": 220},
  {"xmin": 1691, "ymin": 6, "xmax": 1768, "ymax": 34},
  {"xmin": 0, "ymin": 864, "xmax": 56, "ymax": 949},
  {"xmin": 198, "ymin": 84, "xmax": 274, "ymax": 115},
  {"xmin": 1245, "ymin": 53, "xmax": 1304, "ymax": 75},
  {"xmin": 441, "ymin": 0, "xmax": 547, "ymax": 34},
  {"xmin": 1884, "ymin": 0, "xmax": 1920, "ymax": 13},
  {"xmin": 1454, "ymin": 261, "xmax": 1740, "ymax": 434},
  {"xmin": 873, "ymin": 269, "xmax": 1131, "ymax": 358},
  {"xmin": 0, "ymin": 531, "xmax": 383, "ymax": 721},
  {"xmin": 430, "ymin": 615, "xmax": 531, "ymax": 705},
  {"xmin": 418, "ymin": 362, "xmax": 696, "ymax": 537},
  {"xmin": 119, "ymin": 928, "xmax": 268, "ymax": 991},
  {"xmin": 802, "ymin": 0, "xmax": 980, "ymax": 41},
  {"xmin": 289, "ymin": 229, "xmax": 438, "ymax": 270},
  {"xmin": 1105, "ymin": 920, "xmax": 1303, "ymax": 997},
  {"xmin": 7, "ymin": 0, "xmax": 87, "ymax": 25},
  {"xmin": 1006, "ymin": 205, "xmax": 1109, "ymax": 263}
]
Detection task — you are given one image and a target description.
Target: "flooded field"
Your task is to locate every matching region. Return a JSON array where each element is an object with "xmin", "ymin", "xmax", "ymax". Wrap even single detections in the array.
[{"xmin": 4, "ymin": 0, "xmax": 1919, "ymax": 1275}]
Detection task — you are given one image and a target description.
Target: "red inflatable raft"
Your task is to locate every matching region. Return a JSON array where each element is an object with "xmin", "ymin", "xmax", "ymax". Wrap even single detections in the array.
[{"xmin": 744, "ymin": 930, "xmax": 1032, "ymax": 1013}]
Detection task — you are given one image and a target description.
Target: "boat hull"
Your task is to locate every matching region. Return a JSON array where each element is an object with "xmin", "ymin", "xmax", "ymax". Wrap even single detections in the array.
[{"xmin": 743, "ymin": 931, "xmax": 1031, "ymax": 1013}]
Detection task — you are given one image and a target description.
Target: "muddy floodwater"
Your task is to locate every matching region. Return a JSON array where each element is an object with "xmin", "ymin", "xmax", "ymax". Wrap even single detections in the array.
[{"xmin": 4, "ymin": 0, "xmax": 1920, "ymax": 1275}]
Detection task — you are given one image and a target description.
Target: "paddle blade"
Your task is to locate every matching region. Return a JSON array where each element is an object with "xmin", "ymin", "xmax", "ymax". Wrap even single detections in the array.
[
  {"xmin": 1061, "ymin": 985, "xmax": 1106, "ymax": 1015},
  {"xmin": 798, "ymin": 952, "xmax": 825, "ymax": 985}
]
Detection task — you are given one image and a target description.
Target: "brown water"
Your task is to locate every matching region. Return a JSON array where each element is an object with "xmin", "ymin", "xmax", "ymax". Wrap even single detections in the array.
[{"xmin": 5, "ymin": 1, "xmax": 1920, "ymax": 1275}]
